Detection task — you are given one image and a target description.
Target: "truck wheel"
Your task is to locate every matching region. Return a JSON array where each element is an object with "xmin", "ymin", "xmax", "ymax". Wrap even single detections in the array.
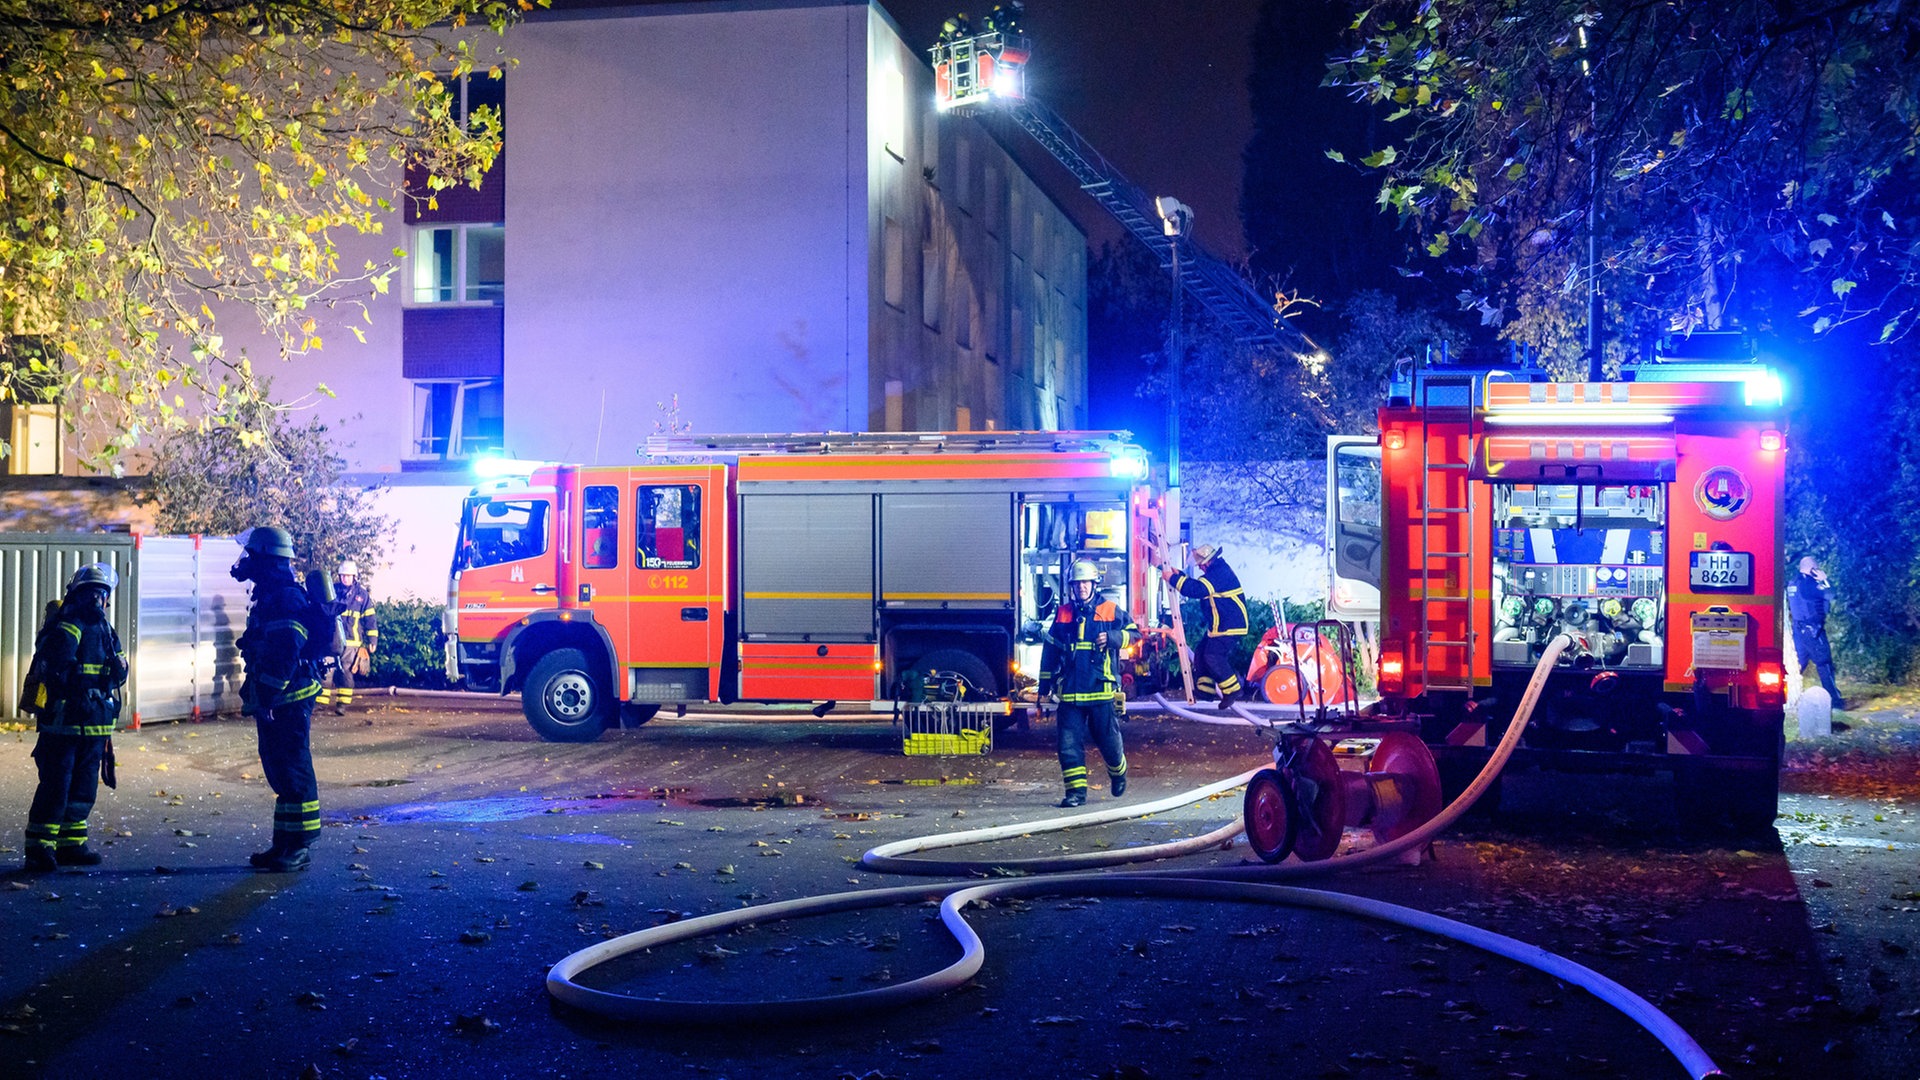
[
  {"xmin": 523, "ymin": 648, "xmax": 613, "ymax": 742},
  {"xmin": 911, "ymin": 649, "xmax": 999, "ymax": 700}
]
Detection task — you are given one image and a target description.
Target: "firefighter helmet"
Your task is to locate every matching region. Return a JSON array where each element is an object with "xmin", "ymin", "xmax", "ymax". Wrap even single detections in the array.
[
  {"xmin": 243, "ymin": 526, "xmax": 295, "ymax": 560},
  {"xmin": 1069, "ymin": 560, "xmax": 1101, "ymax": 583},
  {"xmin": 1192, "ymin": 544, "xmax": 1221, "ymax": 565},
  {"xmin": 66, "ymin": 562, "xmax": 118, "ymax": 595},
  {"xmin": 339, "ymin": 560, "xmax": 359, "ymax": 577}
]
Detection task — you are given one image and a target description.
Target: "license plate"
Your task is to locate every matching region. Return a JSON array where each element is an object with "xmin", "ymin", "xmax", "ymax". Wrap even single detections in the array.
[{"xmin": 1689, "ymin": 551, "xmax": 1751, "ymax": 591}]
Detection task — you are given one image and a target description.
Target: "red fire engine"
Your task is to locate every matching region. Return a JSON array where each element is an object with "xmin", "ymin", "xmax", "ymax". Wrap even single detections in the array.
[
  {"xmin": 1328, "ymin": 340, "xmax": 1791, "ymax": 827},
  {"xmin": 446, "ymin": 432, "xmax": 1170, "ymax": 741}
]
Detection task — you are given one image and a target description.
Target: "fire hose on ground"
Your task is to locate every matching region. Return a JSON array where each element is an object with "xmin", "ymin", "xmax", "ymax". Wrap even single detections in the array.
[{"xmin": 546, "ymin": 635, "xmax": 1726, "ymax": 1079}]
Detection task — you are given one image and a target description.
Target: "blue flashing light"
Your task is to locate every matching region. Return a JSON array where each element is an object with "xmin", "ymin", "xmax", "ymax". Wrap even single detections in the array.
[
  {"xmin": 1743, "ymin": 368, "xmax": 1784, "ymax": 408},
  {"xmin": 472, "ymin": 453, "xmax": 543, "ymax": 480},
  {"xmin": 1108, "ymin": 449, "xmax": 1149, "ymax": 481}
]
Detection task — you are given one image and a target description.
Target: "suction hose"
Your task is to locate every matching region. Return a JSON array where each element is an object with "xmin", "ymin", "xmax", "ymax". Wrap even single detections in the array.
[{"xmin": 547, "ymin": 635, "xmax": 1725, "ymax": 1078}]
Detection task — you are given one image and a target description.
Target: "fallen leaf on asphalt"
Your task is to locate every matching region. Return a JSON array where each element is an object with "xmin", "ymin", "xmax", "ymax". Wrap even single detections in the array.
[
  {"xmin": 673, "ymin": 862, "xmax": 695, "ymax": 871},
  {"xmin": 452, "ymin": 1014, "xmax": 501, "ymax": 1037},
  {"xmin": 332, "ymin": 1038, "xmax": 359, "ymax": 1056},
  {"xmin": 516, "ymin": 881, "xmax": 539, "ymax": 891},
  {"xmin": 582, "ymin": 860, "xmax": 604, "ymax": 870},
  {"xmin": 571, "ymin": 891, "xmax": 605, "ymax": 908},
  {"xmin": 155, "ymin": 904, "xmax": 199, "ymax": 918},
  {"xmin": 1032, "ymin": 1015, "xmax": 1083, "ymax": 1026},
  {"xmin": 295, "ymin": 991, "xmax": 327, "ymax": 1010},
  {"xmin": 697, "ymin": 945, "xmax": 739, "ymax": 962},
  {"xmin": 658, "ymin": 819, "xmax": 686, "ymax": 827},
  {"xmin": 219, "ymin": 933, "xmax": 244, "ymax": 946},
  {"xmin": 707, "ymin": 826, "xmax": 726, "ymax": 832},
  {"xmin": 5, "ymin": 882, "xmax": 28, "ymax": 891},
  {"xmin": 459, "ymin": 930, "xmax": 491, "ymax": 944}
]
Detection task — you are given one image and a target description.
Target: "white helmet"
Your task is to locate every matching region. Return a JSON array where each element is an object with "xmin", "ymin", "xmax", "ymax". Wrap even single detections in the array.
[
  {"xmin": 1069, "ymin": 560, "xmax": 1101, "ymax": 583},
  {"xmin": 339, "ymin": 560, "xmax": 358, "ymax": 577}
]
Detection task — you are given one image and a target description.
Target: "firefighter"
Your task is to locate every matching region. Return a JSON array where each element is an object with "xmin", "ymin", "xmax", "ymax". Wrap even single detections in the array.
[
  {"xmin": 1163, "ymin": 544, "xmax": 1249, "ymax": 708},
  {"xmin": 1044, "ymin": 561, "xmax": 1135, "ymax": 808},
  {"xmin": 1787, "ymin": 555, "xmax": 1844, "ymax": 709},
  {"xmin": 318, "ymin": 559, "xmax": 377, "ymax": 718},
  {"xmin": 19, "ymin": 563, "xmax": 127, "ymax": 872},
  {"xmin": 232, "ymin": 526, "xmax": 325, "ymax": 873}
]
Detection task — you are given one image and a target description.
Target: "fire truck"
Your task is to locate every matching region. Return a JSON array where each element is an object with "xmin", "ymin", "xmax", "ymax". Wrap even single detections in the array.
[
  {"xmin": 446, "ymin": 432, "xmax": 1170, "ymax": 741},
  {"xmin": 1327, "ymin": 338, "xmax": 1791, "ymax": 827}
]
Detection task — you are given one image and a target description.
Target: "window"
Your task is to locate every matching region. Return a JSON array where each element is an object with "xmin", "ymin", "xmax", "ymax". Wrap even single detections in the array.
[
  {"xmin": 922, "ymin": 239, "xmax": 944, "ymax": 330},
  {"xmin": 412, "ymin": 223, "xmax": 504, "ymax": 304},
  {"xmin": 461, "ymin": 498, "xmax": 549, "ymax": 569},
  {"xmin": 583, "ymin": 485, "xmax": 620, "ymax": 570},
  {"xmin": 5, "ymin": 401, "xmax": 60, "ymax": 475},
  {"xmin": 883, "ymin": 217, "xmax": 905, "ymax": 310},
  {"xmin": 411, "ymin": 378, "xmax": 503, "ymax": 460},
  {"xmin": 637, "ymin": 485, "xmax": 701, "ymax": 570}
]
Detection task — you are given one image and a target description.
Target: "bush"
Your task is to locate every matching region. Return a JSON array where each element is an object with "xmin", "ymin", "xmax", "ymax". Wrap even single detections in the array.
[
  {"xmin": 366, "ymin": 600, "xmax": 452, "ymax": 689},
  {"xmin": 1169, "ymin": 596, "xmax": 1348, "ymax": 690}
]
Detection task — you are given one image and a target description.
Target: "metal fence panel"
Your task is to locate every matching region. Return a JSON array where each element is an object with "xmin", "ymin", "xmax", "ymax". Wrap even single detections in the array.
[
  {"xmin": 1, "ymin": 533, "xmax": 246, "ymax": 726},
  {"xmin": 0, "ymin": 534, "xmax": 137, "ymax": 725}
]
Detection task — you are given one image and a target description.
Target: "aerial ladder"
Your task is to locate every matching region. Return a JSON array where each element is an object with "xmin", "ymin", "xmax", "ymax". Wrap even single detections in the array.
[{"xmin": 930, "ymin": 5, "xmax": 1308, "ymax": 351}]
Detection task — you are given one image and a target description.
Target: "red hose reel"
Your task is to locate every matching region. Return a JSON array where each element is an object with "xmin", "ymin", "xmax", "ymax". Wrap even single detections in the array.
[{"xmin": 1242, "ymin": 731, "xmax": 1444, "ymax": 863}]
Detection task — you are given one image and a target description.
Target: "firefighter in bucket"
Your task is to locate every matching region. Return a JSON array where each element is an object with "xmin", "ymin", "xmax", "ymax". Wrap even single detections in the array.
[{"xmin": 1042, "ymin": 561, "xmax": 1135, "ymax": 808}]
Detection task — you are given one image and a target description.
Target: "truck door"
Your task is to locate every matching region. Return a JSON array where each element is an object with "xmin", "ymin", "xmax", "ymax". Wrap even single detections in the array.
[
  {"xmin": 454, "ymin": 490, "xmax": 559, "ymax": 648},
  {"xmin": 1326, "ymin": 435, "xmax": 1383, "ymax": 622},
  {"xmin": 627, "ymin": 467, "xmax": 727, "ymax": 701}
]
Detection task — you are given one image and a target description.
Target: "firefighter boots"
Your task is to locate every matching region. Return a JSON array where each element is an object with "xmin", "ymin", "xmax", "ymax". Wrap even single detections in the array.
[
  {"xmin": 1057, "ymin": 791, "xmax": 1087, "ymax": 809},
  {"xmin": 55, "ymin": 845, "xmax": 103, "ymax": 867},
  {"xmin": 23, "ymin": 846, "xmax": 57, "ymax": 873},
  {"xmin": 260, "ymin": 846, "xmax": 311, "ymax": 874},
  {"xmin": 1111, "ymin": 773, "xmax": 1128, "ymax": 798},
  {"xmin": 248, "ymin": 844, "xmax": 283, "ymax": 869}
]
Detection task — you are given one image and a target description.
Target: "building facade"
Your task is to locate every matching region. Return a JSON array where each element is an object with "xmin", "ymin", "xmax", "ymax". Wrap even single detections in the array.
[{"xmin": 4, "ymin": 0, "xmax": 1090, "ymax": 598}]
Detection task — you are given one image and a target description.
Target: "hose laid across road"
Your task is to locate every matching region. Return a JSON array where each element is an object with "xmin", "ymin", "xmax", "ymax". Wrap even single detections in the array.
[{"xmin": 547, "ymin": 635, "xmax": 1726, "ymax": 1079}]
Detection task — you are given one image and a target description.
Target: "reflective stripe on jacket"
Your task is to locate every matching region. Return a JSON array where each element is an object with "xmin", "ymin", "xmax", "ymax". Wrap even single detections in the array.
[
  {"xmin": 1176, "ymin": 559, "xmax": 1249, "ymax": 637},
  {"xmin": 1047, "ymin": 597, "xmax": 1136, "ymax": 703},
  {"xmin": 333, "ymin": 581, "xmax": 377, "ymax": 648},
  {"xmin": 240, "ymin": 578, "xmax": 322, "ymax": 709},
  {"xmin": 34, "ymin": 611, "xmax": 128, "ymax": 737}
]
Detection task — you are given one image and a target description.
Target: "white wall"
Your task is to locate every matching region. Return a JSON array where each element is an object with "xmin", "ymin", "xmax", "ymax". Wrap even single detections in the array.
[
  {"xmin": 504, "ymin": 2, "xmax": 869, "ymax": 461},
  {"xmin": 1178, "ymin": 460, "xmax": 1328, "ymax": 607},
  {"xmin": 361, "ymin": 483, "xmax": 474, "ymax": 602}
]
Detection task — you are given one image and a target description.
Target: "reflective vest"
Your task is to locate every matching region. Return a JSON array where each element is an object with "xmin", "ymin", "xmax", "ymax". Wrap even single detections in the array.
[
  {"xmin": 1045, "ymin": 597, "xmax": 1136, "ymax": 703},
  {"xmin": 1176, "ymin": 559, "xmax": 1249, "ymax": 637}
]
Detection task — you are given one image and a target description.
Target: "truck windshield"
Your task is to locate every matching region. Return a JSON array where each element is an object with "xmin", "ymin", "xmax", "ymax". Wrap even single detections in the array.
[{"xmin": 457, "ymin": 497, "xmax": 551, "ymax": 570}]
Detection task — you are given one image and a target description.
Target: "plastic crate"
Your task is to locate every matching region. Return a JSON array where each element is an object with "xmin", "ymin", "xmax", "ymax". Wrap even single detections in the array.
[{"xmin": 900, "ymin": 701, "xmax": 998, "ymax": 756}]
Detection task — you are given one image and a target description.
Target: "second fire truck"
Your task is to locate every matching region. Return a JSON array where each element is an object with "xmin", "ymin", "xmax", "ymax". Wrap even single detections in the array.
[{"xmin": 446, "ymin": 432, "xmax": 1172, "ymax": 741}]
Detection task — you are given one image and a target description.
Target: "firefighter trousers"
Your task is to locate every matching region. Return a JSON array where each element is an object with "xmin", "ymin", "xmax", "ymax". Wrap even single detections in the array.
[
  {"xmin": 26, "ymin": 733, "xmax": 106, "ymax": 856},
  {"xmin": 1056, "ymin": 701, "xmax": 1126, "ymax": 795},
  {"xmin": 1194, "ymin": 635, "xmax": 1246, "ymax": 701},
  {"xmin": 318, "ymin": 651, "xmax": 357, "ymax": 711},
  {"xmin": 256, "ymin": 701, "xmax": 321, "ymax": 851}
]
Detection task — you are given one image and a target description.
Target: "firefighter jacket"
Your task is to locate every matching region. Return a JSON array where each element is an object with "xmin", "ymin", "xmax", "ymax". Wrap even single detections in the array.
[
  {"xmin": 1786, "ymin": 571, "xmax": 1832, "ymax": 627},
  {"xmin": 29, "ymin": 603, "xmax": 128, "ymax": 737},
  {"xmin": 333, "ymin": 581, "xmax": 377, "ymax": 651},
  {"xmin": 1174, "ymin": 559, "xmax": 1249, "ymax": 637},
  {"xmin": 239, "ymin": 570, "xmax": 323, "ymax": 713},
  {"xmin": 1044, "ymin": 595, "xmax": 1136, "ymax": 704}
]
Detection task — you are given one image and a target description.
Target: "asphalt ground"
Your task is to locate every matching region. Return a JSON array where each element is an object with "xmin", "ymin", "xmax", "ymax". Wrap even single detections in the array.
[{"xmin": 1, "ymin": 697, "xmax": 1916, "ymax": 1079}]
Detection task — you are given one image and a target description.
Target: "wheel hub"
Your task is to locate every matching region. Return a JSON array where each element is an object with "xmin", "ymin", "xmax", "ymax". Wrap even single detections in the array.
[{"xmin": 549, "ymin": 673, "xmax": 593, "ymax": 720}]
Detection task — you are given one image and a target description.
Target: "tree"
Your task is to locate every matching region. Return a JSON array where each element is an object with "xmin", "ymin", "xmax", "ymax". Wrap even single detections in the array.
[
  {"xmin": 139, "ymin": 389, "xmax": 392, "ymax": 579},
  {"xmin": 1, "ymin": 0, "xmax": 531, "ymax": 467},
  {"xmin": 1328, "ymin": 0, "xmax": 1920, "ymax": 373}
]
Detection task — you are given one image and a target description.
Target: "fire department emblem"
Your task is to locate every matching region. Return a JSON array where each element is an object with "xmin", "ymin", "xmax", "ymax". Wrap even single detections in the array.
[{"xmin": 1694, "ymin": 465, "xmax": 1751, "ymax": 521}]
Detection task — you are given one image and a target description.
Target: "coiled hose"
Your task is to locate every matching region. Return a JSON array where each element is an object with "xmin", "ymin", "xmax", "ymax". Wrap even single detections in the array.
[{"xmin": 547, "ymin": 635, "xmax": 1725, "ymax": 1079}]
